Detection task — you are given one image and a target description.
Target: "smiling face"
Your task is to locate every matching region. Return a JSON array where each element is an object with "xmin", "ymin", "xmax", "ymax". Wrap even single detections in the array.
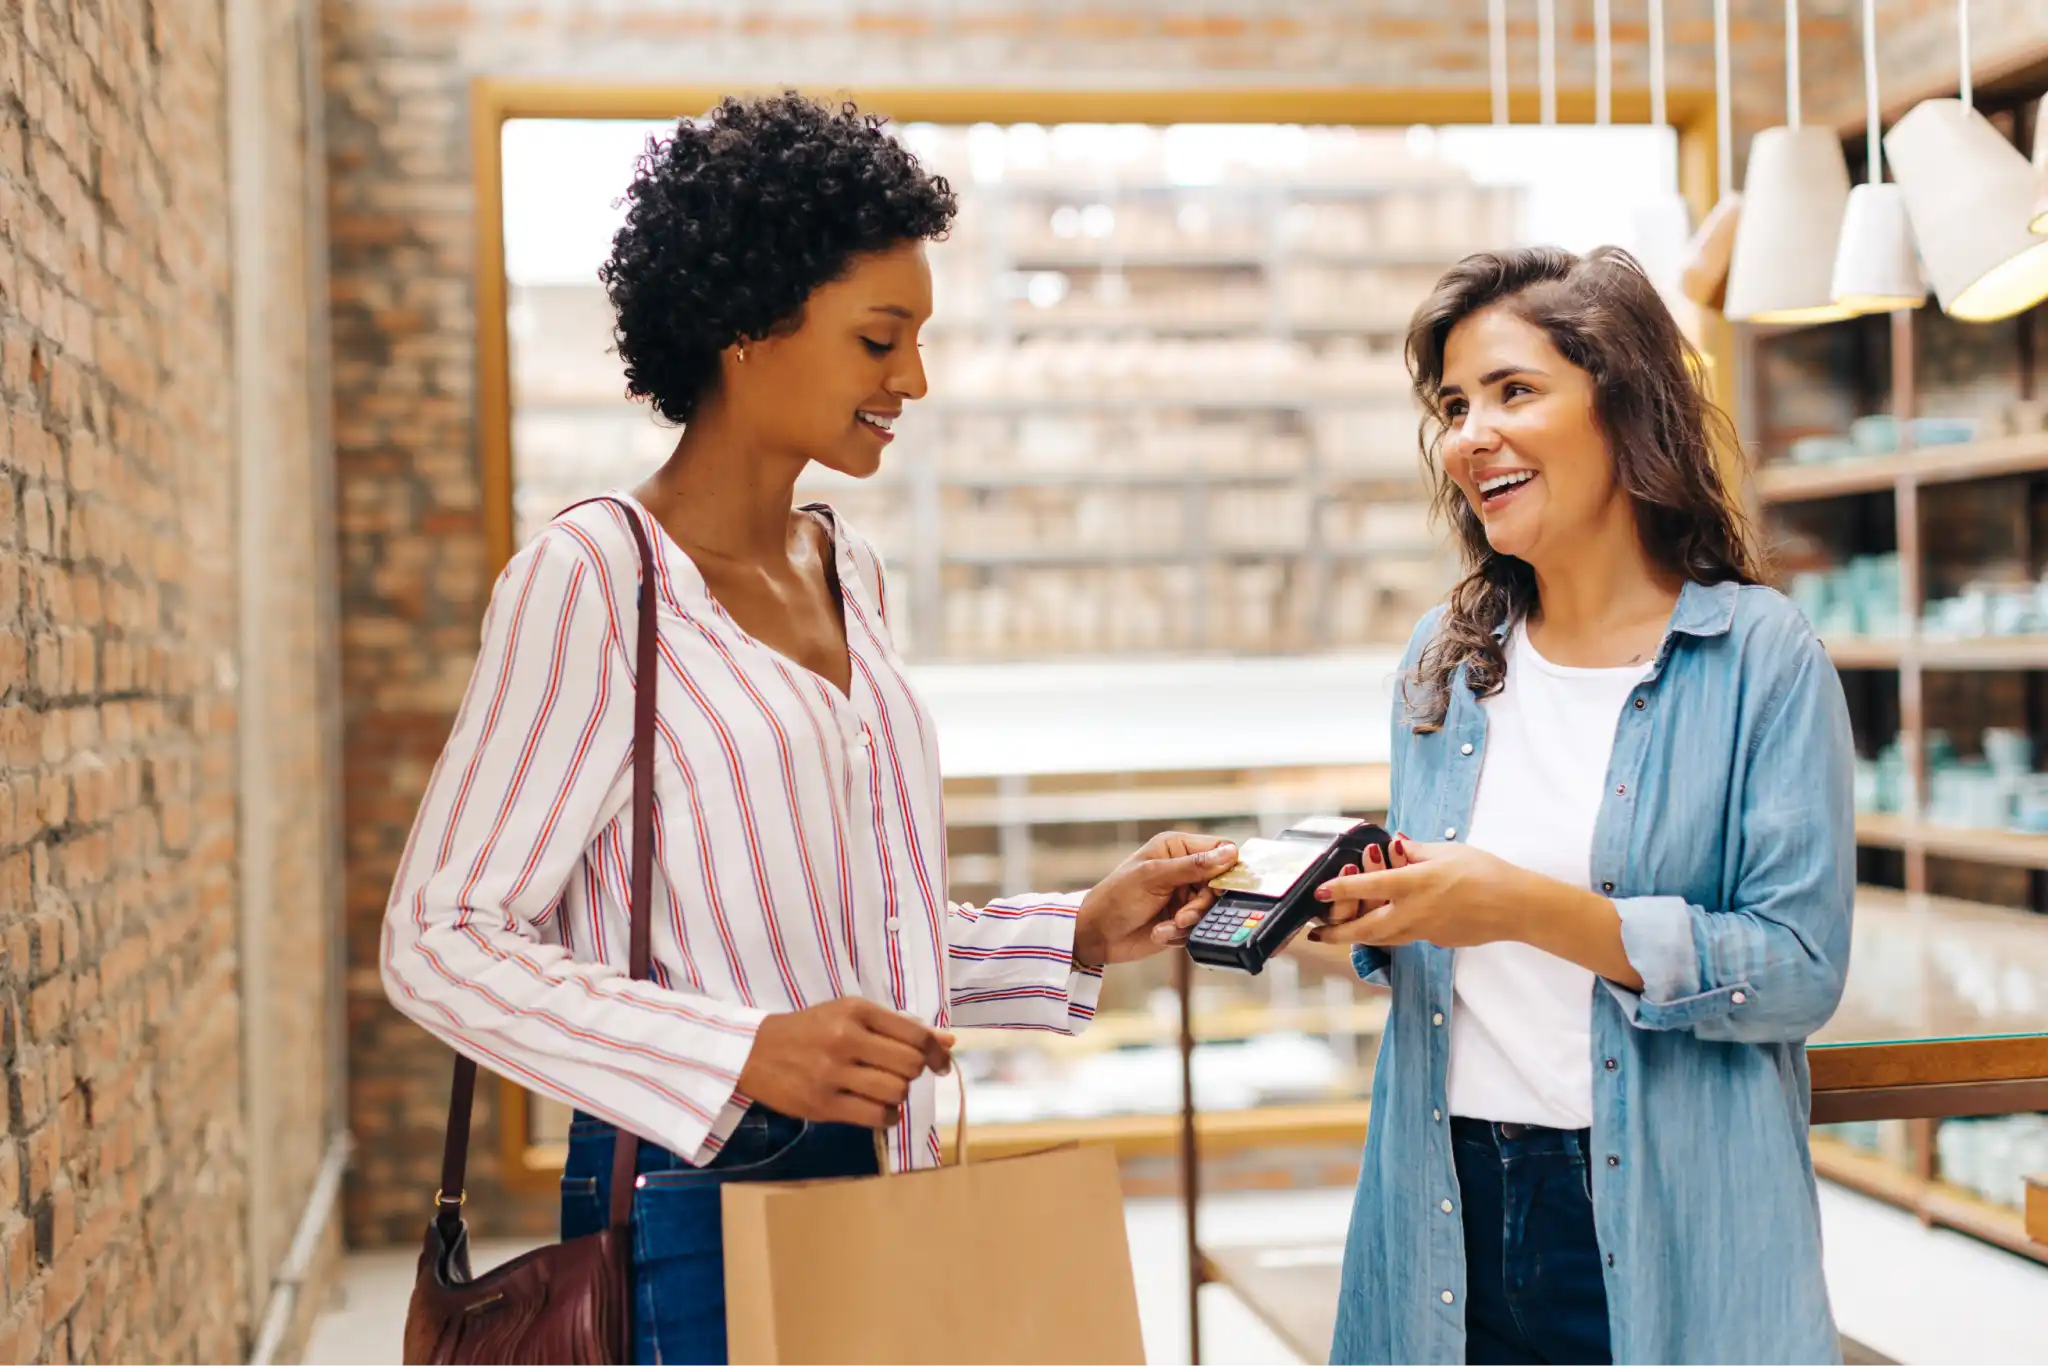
[
  {"xmin": 724, "ymin": 241, "xmax": 934, "ymax": 477},
  {"xmin": 1437, "ymin": 304, "xmax": 1632, "ymax": 570}
]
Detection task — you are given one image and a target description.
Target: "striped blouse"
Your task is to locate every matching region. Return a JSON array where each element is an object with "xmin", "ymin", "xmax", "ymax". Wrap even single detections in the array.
[{"xmin": 381, "ymin": 495, "xmax": 1103, "ymax": 1172}]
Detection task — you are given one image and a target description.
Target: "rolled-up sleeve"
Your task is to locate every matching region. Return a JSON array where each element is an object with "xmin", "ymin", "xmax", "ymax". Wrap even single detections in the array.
[
  {"xmin": 945, "ymin": 893, "xmax": 1103, "ymax": 1032},
  {"xmin": 1602, "ymin": 633, "xmax": 1855, "ymax": 1043}
]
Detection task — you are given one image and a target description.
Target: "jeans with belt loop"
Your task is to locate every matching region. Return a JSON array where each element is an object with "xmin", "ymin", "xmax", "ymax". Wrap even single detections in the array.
[
  {"xmin": 559, "ymin": 1108, "xmax": 877, "ymax": 1365},
  {"xmin": 1450, "ymin": 1117, "xmax": 1614, "ymax": 1366}
]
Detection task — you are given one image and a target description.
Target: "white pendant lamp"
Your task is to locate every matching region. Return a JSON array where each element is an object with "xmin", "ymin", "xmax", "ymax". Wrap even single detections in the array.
[
  {"xmin": 1830, "ymin": 0, "xmax": 1926, "ymax": 313},
  {"xmin": 2028, "ymin": 93, "xmax": 2048, "ymax": 234},
  {"xmin": 1884, "ymin": 0, "xmax": 2048, "ymax": 321},
  {"xmin": 1723, "ymin": 0, "xmax": 1854, "ymax": 324},
  {"xmin": 1679, "ymin": 0, "xmax": 1742, "ymax": 311}
]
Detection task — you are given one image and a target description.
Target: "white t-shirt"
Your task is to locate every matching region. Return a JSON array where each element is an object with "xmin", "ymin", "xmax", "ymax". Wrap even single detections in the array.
[{"xmin": 1445, "ymin": 620, "xmax": 1651, "ymax": 1130}]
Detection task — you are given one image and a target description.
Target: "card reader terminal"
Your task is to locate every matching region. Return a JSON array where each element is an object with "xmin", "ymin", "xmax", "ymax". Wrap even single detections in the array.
[{"xmin": 1184, "ymin": 816, "xmax": 1393, "ymax": 974}]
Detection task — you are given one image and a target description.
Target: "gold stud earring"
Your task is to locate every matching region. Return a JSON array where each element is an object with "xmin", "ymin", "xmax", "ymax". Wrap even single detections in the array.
[{"xmin": 736, "ymin": 345, "xmax": 748, "ymax": 363}]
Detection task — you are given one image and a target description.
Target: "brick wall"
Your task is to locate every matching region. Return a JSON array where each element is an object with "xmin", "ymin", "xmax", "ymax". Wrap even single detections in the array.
[
  {"xmin": 1811, "ymin": 0, "xmax": 2048, "ymax": 130},
  {"xmin": 0, "ymin": 1, "xmax": 340, "ymax": 1362}
]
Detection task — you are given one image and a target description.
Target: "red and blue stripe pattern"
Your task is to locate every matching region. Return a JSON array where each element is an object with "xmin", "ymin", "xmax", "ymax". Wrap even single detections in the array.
[{"xmin": 381, "ymin": 496, "xmax": 1104, "ymax": 1169}]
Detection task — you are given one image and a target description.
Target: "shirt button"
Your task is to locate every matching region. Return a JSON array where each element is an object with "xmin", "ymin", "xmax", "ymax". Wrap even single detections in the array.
[
  {"xmin": 1601, "ymin": 880, "xmax": 1615, "ymax": 893},
  {"xmin": 1433, "ymin": 1109, "xmax": 1443, "ymax": 1122},
  {"xmin": 1444, "ymin": 827, "xmax": 1458, "ymax": 840},
  {"xmin": 1607, "ymin": 1253, "xmax": 1616, "ymax": 1268},
  {"xmin": 1615, "ymin": 784, "xmax": 1627, "ymax": 795},
  {"xmin": 1633, "ymin": 696, "xmax": 1646, "ymax": 710},
  {"xmin": 885, "ymin": 916, "xmax": 902, "ymax": 932},
  {"xmin": 1605, "ymin": 1058, "xmax": 1618, "ymax": 1071},
  {"xmin": 856, "ymin": 728, "xmax": 873, "ymax": 748},
  {"xmin": 1460, "ymin": 743, "xmax": 1474, "ymax": 755},
  {"xmin": 1607, "ymin": 1155, "xmax": 1620, "ymax": 1168},
  {"xmin": 1441, "ymin": 1290, "xmax": 1455, "ymax": 1305},
  {"xmin": 1440, "ymin": 1199, "xmax": 1453, "ymax": 1213},
  {"xmin": 1732, "ymin": 991, "xmax": 1747, "ymax": 1005},
  {"xmin": 1432, "ymin": 1012, "xmax": 1444, "ymax": 1026}
]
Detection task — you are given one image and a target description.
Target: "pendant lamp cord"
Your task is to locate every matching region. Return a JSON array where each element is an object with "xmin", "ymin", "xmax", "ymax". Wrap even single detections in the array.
[
  {"xmin": 1595, "ymin": 0, "xmax": 1612, "ymax": 126},
  {"xmin": 1649, "ymin": 0, "xmax": 1667, "ymax": 132},
  {"xmin": 1958, "ymin": 0, "xmax": 1973, "ymax": 109},
  {"xmin": 1861, "ymin": 0, "xmax": 1883, "ymax": 183},
  {"xmin": 1488, "ymin": 0, "xmax": 1508, "ymax": 126},
  {"xmin": 1538, "ymin": 0, "xmax": 1557, "ymax": 127},
  {"xmin": 1785, "ymin": 0, "xmax": 1803, "ymax": 129},
  {"xmin": 1714, "ymin": 0, "xmax": 1734, "ymax": 197}
]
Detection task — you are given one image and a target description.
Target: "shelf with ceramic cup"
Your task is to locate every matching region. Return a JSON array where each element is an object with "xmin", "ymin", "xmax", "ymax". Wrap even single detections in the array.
[
  {"xmin": 1005, "ymin": 244, "xmax": 1491, "ymax": 271},
  {"xmin": 939, "ymin": 469, "xmax": 1303, "ymax": 490},
  {"xmin": 1853, "ymin": 812, "xmax": 2048, "ymax": 870},
  {"xmin": 942, "ymin": 544, "xmax": 1441, "ymax": 568},
  {"xmin": 1808, "ymin": 1133, "xmax": 2048, "ymax": 1266},
  {"xmin": 950, "ymin": 312, "xmax": 1415, "ymax": 340},
  {"xmin": 1821, "ymin": 634, "xmax": 1910, "ymax": 668},
  {"xmin": 1753, "ymin": 432, "xmax": 2048, "ymax": 505},
  {"xmin": 920, "ymin": 393, "xmax": 1410, "ymax": 414},
  {"xmin": 952, "ymin": 995, "xmax": 1391, "ymax": 1059},
  {"xmin": 1822, "ymin": 634, "xmax": 2048, "ymax": 670},
  {"xmin": 987, "ymin": 179, "xmax": 1437, "ymax": 201},
  {"xmin": 940, "ymin": 765, "xmax": 1392, "ymax": 829}
]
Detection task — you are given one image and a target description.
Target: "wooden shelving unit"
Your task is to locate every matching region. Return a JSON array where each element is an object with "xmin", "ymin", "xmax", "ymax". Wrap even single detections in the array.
[
  {"xmin": 1854, "ymin": 812, "xmax": 2048, "ymax": 869},
  {"xmin": 1809, "ymin": 1133, "xmax": 2048, "ymax": 1267},
  {"xmin": 1821, "ymin": 633, "xmax": 2048, "ymax": 670},
  {"xmin": 1753, "ymin": 432, "xmax": 2048, "ymax": 504},
  {"xmin": 1741, "ymin": 85, "xmax": 2048, "ymax": 1264},
  {"xmin": 953, "ymin": 996, "xmax": 1389, "ymax": 1058}
]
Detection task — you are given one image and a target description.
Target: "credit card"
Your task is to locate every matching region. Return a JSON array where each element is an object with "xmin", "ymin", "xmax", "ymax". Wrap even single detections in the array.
[{"xmin": 1207, "ymin": 836, "xmax": 1330, "ymax": 898}]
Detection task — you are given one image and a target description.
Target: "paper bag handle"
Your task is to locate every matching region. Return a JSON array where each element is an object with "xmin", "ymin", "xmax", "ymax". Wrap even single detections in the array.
[{"xmin": 873, "ymin": 1067, "xmax": 969, "ymax": 1173}]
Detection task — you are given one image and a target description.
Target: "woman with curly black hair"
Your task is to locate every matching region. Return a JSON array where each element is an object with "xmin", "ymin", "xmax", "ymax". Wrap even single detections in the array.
[{"xmin": 382, "ymin": 92, "xmax": 1236, "ymax": 1363}]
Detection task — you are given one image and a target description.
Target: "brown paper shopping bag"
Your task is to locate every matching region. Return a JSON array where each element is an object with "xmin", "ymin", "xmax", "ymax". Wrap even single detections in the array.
[{"xmin": 720, "ymin": 1096, "xmax": 1146, "ymax": 1365}]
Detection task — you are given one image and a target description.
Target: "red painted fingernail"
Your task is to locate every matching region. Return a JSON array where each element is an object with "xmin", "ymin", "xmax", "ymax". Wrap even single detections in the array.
[
  {"xmin": 1367, "ymin": 846, "xmax": 1383, "ymax": 866},
  {"xmin": 1342, "ymin": 863, "xmax": 1360, "ymax": 877},
  {"xmin": 1314, "ymin": 884, "xmax": 1335, "ymax": 902}
]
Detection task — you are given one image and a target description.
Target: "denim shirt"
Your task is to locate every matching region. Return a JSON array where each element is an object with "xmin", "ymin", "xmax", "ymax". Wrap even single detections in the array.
[{"xmin": 1330, "ymin": 580, "xmax": 1855, "ymax": 1366}]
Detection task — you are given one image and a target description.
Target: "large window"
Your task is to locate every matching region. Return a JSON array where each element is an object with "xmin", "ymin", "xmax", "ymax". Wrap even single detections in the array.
[{"xmin": 501, "ymin": 116, "xmax": 1684, "ymax": 663}]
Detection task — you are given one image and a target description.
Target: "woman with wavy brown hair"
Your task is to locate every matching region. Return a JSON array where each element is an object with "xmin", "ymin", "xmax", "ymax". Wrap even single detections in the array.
[{"xmin": 1312, "ymin": 246, "xmax": 1855, "ymax": 1365}]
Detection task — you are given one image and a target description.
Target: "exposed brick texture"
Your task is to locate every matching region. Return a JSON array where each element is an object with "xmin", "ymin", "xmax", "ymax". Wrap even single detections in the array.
[
  {"xmin": 1809, "ymin": 0, "xmax": 2048, "ymax": 129},
  {"xmin": 325, "ymin": 0, "xmax": 2047, "ymax": 1249},
  {"xmin": 0, "ymin": 0, "xmax": 340, "ymax": 1362}
]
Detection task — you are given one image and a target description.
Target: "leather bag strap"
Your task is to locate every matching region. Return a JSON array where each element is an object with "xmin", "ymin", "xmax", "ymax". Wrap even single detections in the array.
[{"xmin": 435, "ymin": 496, "xmax": 662, "ymax": 1237}]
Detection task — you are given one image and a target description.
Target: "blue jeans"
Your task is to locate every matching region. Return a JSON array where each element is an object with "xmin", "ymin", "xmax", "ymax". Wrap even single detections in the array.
[
  {"xmin": 560, "ymin": 1108, "xmax": 878, "ymax": 1365},
  {"xmin": 1451, "ymin": 1118, "xmax": 1614, "ymax": 1366}
]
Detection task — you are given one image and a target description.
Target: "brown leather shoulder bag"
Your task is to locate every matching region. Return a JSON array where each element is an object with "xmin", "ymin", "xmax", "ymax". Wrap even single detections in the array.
[{"xmin": 402, "ymin": 497, "xmax": 661, "ymax": 1365}]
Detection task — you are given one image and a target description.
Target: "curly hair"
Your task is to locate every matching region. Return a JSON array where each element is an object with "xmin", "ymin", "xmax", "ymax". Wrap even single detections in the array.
[
  {"xmin": 1403, "ymin": 246, "xmax": 1765, "ymax": 732},
  {"xmin": 598, "ymin": 92, "xmax": 959, "ymax": 425}
]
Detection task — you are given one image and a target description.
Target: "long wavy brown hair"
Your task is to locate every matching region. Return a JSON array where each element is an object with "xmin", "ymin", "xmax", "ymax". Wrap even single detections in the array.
[{"xmin": 1403, "ymin": 245, "xmax": 1764, "ymax": 732}]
